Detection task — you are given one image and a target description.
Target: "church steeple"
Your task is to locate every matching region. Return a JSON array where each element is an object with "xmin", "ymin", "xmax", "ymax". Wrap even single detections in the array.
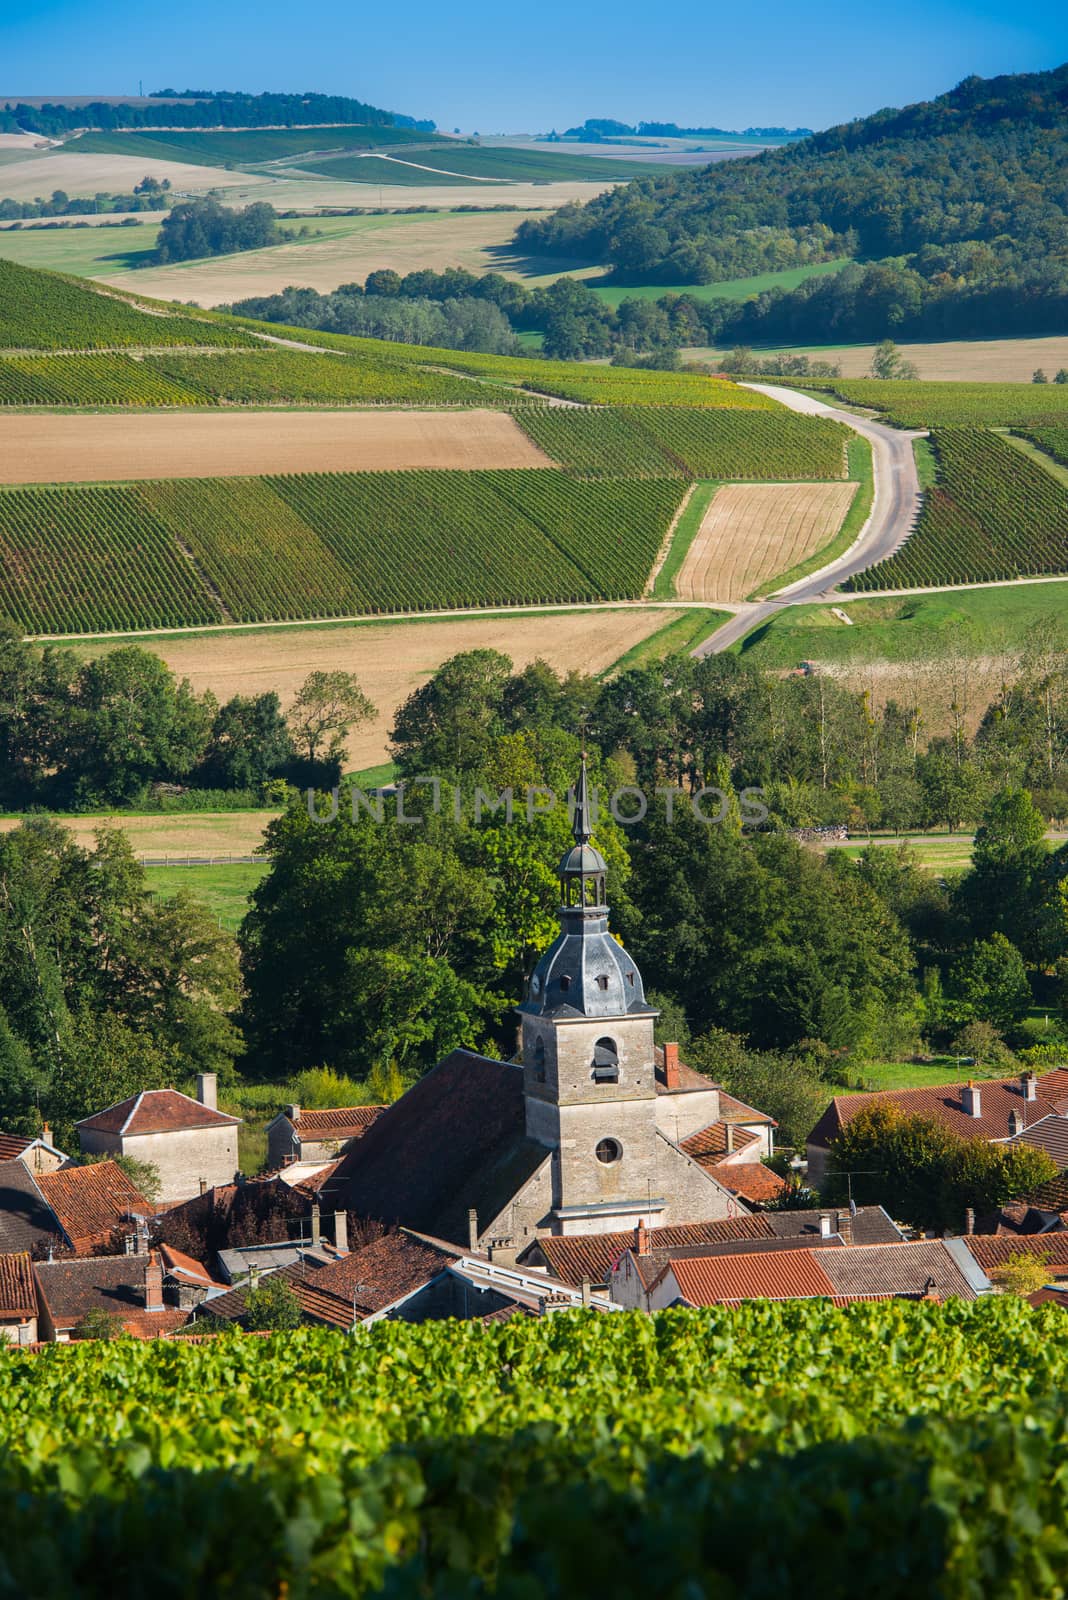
[{"xmin": 521, "ymin": 757, "xmax": 652, "ymax": 1021}]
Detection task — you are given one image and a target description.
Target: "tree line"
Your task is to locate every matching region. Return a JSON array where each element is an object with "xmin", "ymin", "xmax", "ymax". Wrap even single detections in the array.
[
  {"xmin": 0, "ymin": 91, "xmax": 430, "ymax": 137},
  {"xmin": 0, "ymin": 177, "xmax": 170, "ymax": 221},
  {"xmin": 151, "ymin": 199, "xmax": 304, "ymax": 265}
]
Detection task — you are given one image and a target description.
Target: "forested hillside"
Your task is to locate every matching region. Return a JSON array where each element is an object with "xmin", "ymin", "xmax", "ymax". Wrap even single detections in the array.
[
  {"xmin": 516, "ymin": 65, "xmax": 1068, "ymax": 342},
  {"xmin": 0, "ymin": 90, "xmax": 433, "ymax": 136}
]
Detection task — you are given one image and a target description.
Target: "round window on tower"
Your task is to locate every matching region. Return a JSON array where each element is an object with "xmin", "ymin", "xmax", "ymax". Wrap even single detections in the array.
[{"xmin": 595, "ymin": 1138, "xmax": 622, "ymax": 1165}]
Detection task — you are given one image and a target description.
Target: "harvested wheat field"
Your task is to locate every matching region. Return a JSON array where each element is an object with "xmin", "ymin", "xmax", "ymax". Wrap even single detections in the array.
[
  {"xmin": 0, "ymin": 409, "xmax": 552, "ymax": 484},
  {"xmin": 675, "ymin": 481, "xmax": 857, "ymax": 603},
  {"xmin": 0, "ymin": 810, "xmax": 276, "ymax": 857},
  {"xmin": 681, "ymin": 335, "xmax": 1068, "ymax": 383},
  {"xmin": 86, "ymin": 609, "xmax": 675, "ymax": 769}
]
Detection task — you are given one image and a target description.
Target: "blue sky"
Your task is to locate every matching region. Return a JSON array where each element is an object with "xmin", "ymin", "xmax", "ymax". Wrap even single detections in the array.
[{"xmin": 2, "ymin": 0, "xmax": 1067, "ymax": 133}]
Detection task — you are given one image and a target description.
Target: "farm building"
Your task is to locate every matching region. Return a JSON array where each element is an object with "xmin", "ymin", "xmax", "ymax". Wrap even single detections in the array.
[
  {"xmin": 265, "ymin": 1104, "xmax": 386, "ymax": 1170},
  {"xmin": 76, "ymin": 1075, "xmax": 241, "ymax": 1204}
]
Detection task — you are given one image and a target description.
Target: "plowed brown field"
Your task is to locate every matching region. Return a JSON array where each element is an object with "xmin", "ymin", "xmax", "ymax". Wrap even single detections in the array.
[
  {"xmin": 675, "ymin": 481, "xmax": 858, "ymax": 602},
  {"xmin": 0, "ymin": 408, "xmax": 552, "ymax": 483}
]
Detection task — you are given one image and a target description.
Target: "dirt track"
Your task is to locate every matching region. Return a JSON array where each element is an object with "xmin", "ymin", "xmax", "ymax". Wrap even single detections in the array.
[
  {"xmin": 0, "ymin": 408, "xmax": 552, "ymax": 483},
  {"xmin": 677, "ymin": 481, "xmax": 856, "ymax": 603}
]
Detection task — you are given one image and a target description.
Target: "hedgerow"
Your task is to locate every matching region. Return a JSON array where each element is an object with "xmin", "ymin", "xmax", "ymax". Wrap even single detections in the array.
[{"xmin": 1, "ymin": 1301, "xmax": 1067, "ymax": 1597}]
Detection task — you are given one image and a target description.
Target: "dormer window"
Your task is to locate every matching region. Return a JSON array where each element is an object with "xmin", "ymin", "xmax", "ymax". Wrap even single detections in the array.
[
  {"xmin": 596, "ymin": 974, "xmax": 609, "ymax": 991},
  {"xmin": 591, "ymin": 1037, "xmax": 619, "ymax": 1084},
  {"xmin": 560, "ymin": 975, "xmax": 571, "ymax": 992}
]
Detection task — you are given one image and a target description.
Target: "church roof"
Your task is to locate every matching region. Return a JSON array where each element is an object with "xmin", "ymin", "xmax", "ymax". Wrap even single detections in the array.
[{"xmin": 325, "ymin": 1050, "xmax": 548, "ymax": 1249}]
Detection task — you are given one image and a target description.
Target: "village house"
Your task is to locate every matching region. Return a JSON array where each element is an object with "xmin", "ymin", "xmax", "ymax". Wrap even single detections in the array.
[
  {"xmin": 265, "ymin": 1104, "xmax": 385, "ymax": 1170},
  {"xmin": 76, "ymin": 1075, "xmax": 241, "ymax": 1204},
  {"xmin": 0, "ymin": 1252, "xmax": 38, "ymax": 1344},
  {"xmin": 609, "ymin": 1237, "xmax": 990, "ymax": 1311},
  {"xmin": 33, "ymin": 1252, "xmax": 190, "ymax": 1340},
  {"xmin": 806, "ymin": 1069, "xmax": 1068, "ymax": 1190},
  {"xmin": 0, "ymin": 1128, "xmax": 66, "ymax": 1176},
  {"xmin": 324, "ymin": 762, "xmax": 778, "ymax": 1251},
  {"xmin": 35, "ymin": 1160, "xmax": 153, "ymax": 1255},
  {"xmin": 0, "ymin": 1159, "xmax": 66, "ymax": 1258}
]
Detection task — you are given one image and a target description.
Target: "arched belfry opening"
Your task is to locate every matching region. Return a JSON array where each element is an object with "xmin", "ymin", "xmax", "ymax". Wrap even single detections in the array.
[{"xmin": 591, "ymin": 1037, "xmax": 619, "ymax": 1084}]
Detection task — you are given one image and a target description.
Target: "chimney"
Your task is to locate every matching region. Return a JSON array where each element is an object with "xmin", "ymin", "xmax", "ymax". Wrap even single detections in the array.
[
  {"xmin": 636, "ymin": 1219, "xmax": 648, "ymax": 1254},
  {"xmin": 663, "ymin": 1042, "xmax": 680, "ymax": 1091},
  {"xmin": 961, "ymin": 1081, "xmax": 982, "ymax": 1119},
  {"xmin": 286, "ymin": 1103, "xmax": 300, "ymax": 1125},
  {"xmin": 199, "ymin": 1177, "xmax": 207, "ymax": 1196},
  {"xmin": 41, "ymin": 1122, "xmax": 53, "ymax": 1147},
  {"xmin": 467, "ymin": 1207, "xmax": 479, "ymax": 1252},
  {"xmin": 1022, "ymin": 1072, "xmax": 1038, "ymax": 1102},
  {"xmin": 540, "ymin": 1291, "xmax": 571, "ymax": 1317},
  {"xmin": 196, "ymin": 1073, "xmax": 217, "ymax": 1111},
  {"xmin": 965, "ymin": 1207, "xmax": 975, "ymax": 1235},
  {"xmin": 311, "ymin": 1201, "xmax": 321, "ymax": 1249},
  {"xmin": 580, "ymin": 1277, "xmax": 592, "ymax": 1307},
  {"xmin": 334, "ymin": 1211, "xmax": 349, "ymax": 1254},
  {"xmin": 725, "ymin": 1123, "xmax": 734, "ymax": 1154},
  {"xmin": 1008, "ymin": 1109, "xmax": 1022, "ymax": 1138},
  {"xmin": 144, "ymin": 1251, "xmax": 163, "ymax": 1312},
  {"xmin": 836, "ymin": 1209, "xmax": 852, "ymax": 1245},
  {"xmin": 819, "ymin": 1213, "xmax": 833, "ymax": 1239}
]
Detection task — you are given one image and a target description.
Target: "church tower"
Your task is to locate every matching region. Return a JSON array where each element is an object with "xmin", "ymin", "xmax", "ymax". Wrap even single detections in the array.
[{"xmin": 518, "ymin": 759, "xmax": 663, "ymax": 1233}]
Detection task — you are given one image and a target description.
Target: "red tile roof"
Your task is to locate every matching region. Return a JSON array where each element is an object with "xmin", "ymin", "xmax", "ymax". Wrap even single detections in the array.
[
  {"xmin": 534, "ymin": 1216, "xmax": 775, "ymax": 1286},
  {"xmin": 963, "ymin": 1234, "xmax": 1068, "ymax": 1276},
  {"xmin": 0, "ymin": 1251, "xmax": 36, "ymax": 1317},
  {"xmin": 159, "ymin": 1243, "xmax": 226, "ymax": 1290},
  {"xmin": 809, "ymin": 1070, "xmax": 1068, "ymax": 1150},
  {"xmin": 37, "ymin": 1161, "xmax": 152, "ymax": 1252},
  {"xmin": 0, "ymin": 1133, "xmax": 32, "ymax": 1163},
  {"xmin": 1007, "ymin": 1115, "xmax": 1068, "ymax": 1166},
  {"xmin": 670, "ymin": 1248, "xmax": 836, "ymax": 1305},
  {"xmin": 290, "ymin": 1160, "xmax": 341, "ymax": 1196},
  {"xmin": 718, "ymin": 1092, "xmax": 776, "ymax": 1126},
  {"xmin": 77, "ymin": 1089, "xmax": 240, "ymax": 1136},
  {"xmin": 681, "ymin": 1122, "xmax": 758, "ymax": 1162},
  {"xmin": 712, "ymin": 1162, "xmax": 789, "ymax": 1204},
  {"xmin": 305, "ymin": 1229, "xmax": 459, "ymax": 1315},
  {"xmin": 292, "ymin": 1106, "xmax": 386, "ymax": 1140},
  {"xmin": 1029, "ymin": 1287, "xmax": 1068, "ymax": 1309},
  {"xmin": 1019, "ymin": 1174, "xmax": 1068, "ymax": 1213}
]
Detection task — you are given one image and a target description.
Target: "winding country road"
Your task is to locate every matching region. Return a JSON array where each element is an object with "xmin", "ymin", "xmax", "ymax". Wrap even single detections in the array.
[{"xmin": 691, "ymin": 383, "xmax": 923, "ymax": 656}]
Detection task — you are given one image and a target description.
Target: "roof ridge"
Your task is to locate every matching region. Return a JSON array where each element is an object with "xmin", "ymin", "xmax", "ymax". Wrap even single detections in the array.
[{"xmin": 119, "ymin": 1090, "xmax": 146, "ymax": 1137}]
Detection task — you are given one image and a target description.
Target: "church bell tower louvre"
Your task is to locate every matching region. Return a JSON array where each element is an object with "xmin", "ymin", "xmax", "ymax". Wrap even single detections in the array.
[{"xmin": 518, "ymin": 757, "xmax": 664, "ymax": 1232}]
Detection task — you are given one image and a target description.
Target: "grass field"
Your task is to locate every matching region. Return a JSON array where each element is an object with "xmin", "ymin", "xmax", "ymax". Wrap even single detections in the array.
[
  {"xmin": 735, "ymin": 584, "xmax": 1068, "ymax": 667},
  {"xmin": 588, "ymin": 257, "xmax": 853, "ymax": 308},
  {"xmin": 68, "ymin": 125, "xmax": 448, "ymax": 167},
  {"xmin": 653, "ymin": 482, "xmax": 719, "ymax": 597},
  {"xmin": 0, "ymin": 809, "xmax": 277, "ymax": 855},
  {"xmin": 675, "ymin": 480, "xmax": 857, "ymax": 603},
  {"xmin": 0, "ymin": 218, "xmax": 161, "ymax": 274},
  {"xmin": 144, "ymin": 861, "xmax": 268, "ymax": 929}
]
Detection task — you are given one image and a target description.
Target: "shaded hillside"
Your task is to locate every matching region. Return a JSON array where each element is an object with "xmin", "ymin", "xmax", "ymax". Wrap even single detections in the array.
[{"xmin": 515, "ymin": 65, "xmax": 1068, "ymax": 342}]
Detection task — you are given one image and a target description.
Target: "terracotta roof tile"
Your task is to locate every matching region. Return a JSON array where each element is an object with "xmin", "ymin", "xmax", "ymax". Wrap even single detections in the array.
[
  {"xmin": 0, "ymin": 1251, "xmax": 36, "ymax": 1316},
  {"xmin": 712, "ymin": 1162, "xmax": 789, "ymax": 1203},
  {"xmin": 159, "ymin": 1243, "xmax": 226, "ymax": 1290},
  {"xmin": 535, "ymin": 1216, "xmax": 774, "ymax": 1286},
  {"xmin": 670, "ymin": 1248, "xmax": 837, "ymax": 1304},
  {"xmin": 681, "ymin": 1122, "xmax": 758, "ymax": 1162},
  {"xmin": 0, "ymin": 1133, "xmax": 32, "ymax": 1162},
  {"xmin": 292, "ymin": 1106, "xmax": 386, "ymax": 1139},
  {"xmin": 77, "ymin": 1089, "xmax": 240, "ymax": 1136},
  {"xmin": 303, "ymin": 1230, "xmax": 459, "ymax": 1314},
  {"xmin": 37, "ymin": 1161, "xmax": 151, "ymax": 1252},
  {"xmin": 718, "ymin": 1092, "xmax": 777, "ymax": 1126},
  {"xmin": 809, "ymin": 1070, "xmax": 1068, "ymax": 1149},
  {"xmin": 1029, "ymin": 1287, "xmax": 1068, "ymax": 1309},
  {"xmin": 1019, "ymin": 1174, "xmax": 1068, "ymax": 1213},
  {"xmin": 1007, "ymin": 1115, "xmax": 1068, "ymax": 1166},
  {"xmin": 963, "ymin": 1234, "xmax": 1068, "ymax": 1276}
]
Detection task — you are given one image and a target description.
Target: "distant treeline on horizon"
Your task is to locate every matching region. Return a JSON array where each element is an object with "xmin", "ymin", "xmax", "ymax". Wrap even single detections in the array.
[
  {"xmin": 558, "ymin": 117, "xmax": 812, "ymax": 140},
  {"xmin": 0, "ymin": 90, "xmax": 435, "ymax": 137}
]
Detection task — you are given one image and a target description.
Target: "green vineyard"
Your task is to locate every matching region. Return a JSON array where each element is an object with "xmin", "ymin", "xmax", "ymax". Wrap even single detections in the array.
[
  {"xmin": 0, "ymin": 353, "xmax": 203, "ymax": 406},
  {"xmin": 0, "ymin": 470, "xmax": 686, "ymax": 631},
  {"xmin": 516, "ymin": 407, "xmax": 684, "ymax": 477},
  {"xmin": 847, "ymin": 427, "xmax": 1068, "ymax": 590},
  {"xmin": 148, "ymin": 348, "xmax": 483, "ymax": 406},
  {"xmin": 71, "ymin": 124, "xmax": 443, "ymax": 166},
  {"xmin": 0, "ymin": 259, "xmax": 252, "ymax": 353},
  {"xmin": 801, "ymin": 377, "xmax": 1068, "ymax": 428},
  {"xmin": 631, "ymin": 405, "xmax": 850, "ymax": 479},
  {"xmin": 1016, "ymin": 424, "xmax": 1068, "ymax": 469},
  {"xmin": 1, "ymin": 1302, "xmax": 1067, "ymax": 1597}
]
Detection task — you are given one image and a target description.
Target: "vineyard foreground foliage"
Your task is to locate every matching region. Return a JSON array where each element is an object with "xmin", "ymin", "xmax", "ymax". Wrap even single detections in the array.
[{"xmin": 1, "ymin": 1301, "xmax": 1067, "ymax": 1597}]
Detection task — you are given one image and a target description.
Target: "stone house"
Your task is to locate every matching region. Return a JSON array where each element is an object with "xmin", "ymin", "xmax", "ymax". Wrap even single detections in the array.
[
  {"xmin": 0, "ymin": 1128, "xmax": 67, "ymax": 1176},
  {"xmin": 265, "ymin": 1104, "xmax": 385, "ymax": 1170},
  {"xmin": 76, "ymin": 1075, "xmax": 241, "ymax": 1204},
  {"xmin": 33, "ymin": 1251, "xmax": 190, "ymax": 1340}
]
